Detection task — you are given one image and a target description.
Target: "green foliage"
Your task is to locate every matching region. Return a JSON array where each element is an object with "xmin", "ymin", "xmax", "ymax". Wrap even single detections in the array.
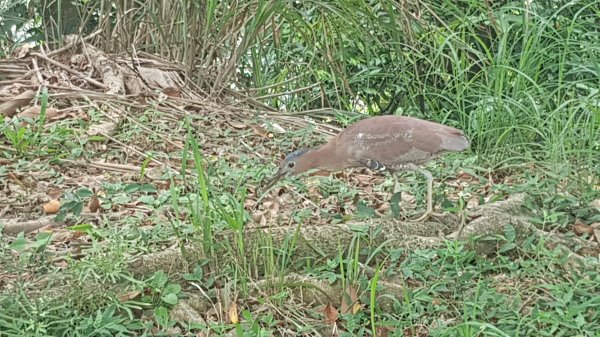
[
  {"xmin": 5, "ymin": 0, "xmax": 599, "ymax": 175},
  {"xmin": 0, "ymin": 284, "xmax": 143, "ymax": 336},
  {"xmin": 0, "ymin": 0, "xmax": 40, "ymax": 57},
  {"xmin": 55, "ymin": 187, "xmax": 94, "ymax": 221},
  {"xmin": 2, "ymin": 118, "xmax": 31, "ymax": 153},
  {"xmin": 1, "ymin": 88, "xmax": 56, "ymax": 155},
  {"xmin": 143, "ymin": 271, "xmax": 181, "ymax": 330},
  {"xmin": 2, "ymin": 1, "xmax": 599, "ymax": 336}
]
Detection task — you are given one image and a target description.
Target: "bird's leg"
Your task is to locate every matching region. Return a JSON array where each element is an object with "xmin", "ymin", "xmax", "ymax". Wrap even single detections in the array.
[
  {"xmin": 404, "ymin": 164, "xmax": 445, "ymax": 222},
  {"xmin": 387, "ymin": 171, "xmax": 404, "ymax": 218}
]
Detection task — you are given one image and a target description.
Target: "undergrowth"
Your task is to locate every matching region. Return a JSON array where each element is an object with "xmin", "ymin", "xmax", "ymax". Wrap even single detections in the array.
[{"xmin": 1, "ymin": 0, "xmax": 599, "ymax": 336}]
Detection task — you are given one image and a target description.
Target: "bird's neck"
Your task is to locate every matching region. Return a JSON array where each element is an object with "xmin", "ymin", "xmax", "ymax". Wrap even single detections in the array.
[{"xmin": 299, "ymin": 144, "xmax": 343, "ymax": 173}]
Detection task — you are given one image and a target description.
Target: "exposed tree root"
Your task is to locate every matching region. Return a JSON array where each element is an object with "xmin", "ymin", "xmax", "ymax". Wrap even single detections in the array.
[
  {"xmin": 4, "ymin": 193, "xmax": 597, "ymax": 328},
  {"xmin": 130, "ymin": 193, "xmax": 598, "ymax": 278}
]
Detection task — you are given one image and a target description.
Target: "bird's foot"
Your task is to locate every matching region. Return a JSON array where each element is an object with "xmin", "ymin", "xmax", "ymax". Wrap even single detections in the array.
[{"xmin": 409, "ymin": 210, "xmax": 446, "ymax": 222}]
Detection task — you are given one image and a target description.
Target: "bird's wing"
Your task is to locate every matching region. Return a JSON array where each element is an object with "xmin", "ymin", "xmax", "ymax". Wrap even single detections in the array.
[{"xmin": 338, "ymin": 117, "xmax": 467, "ymax": 167}]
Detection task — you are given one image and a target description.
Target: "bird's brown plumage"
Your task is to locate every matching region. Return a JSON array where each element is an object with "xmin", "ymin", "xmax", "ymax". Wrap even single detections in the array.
[
  {"xmin": 292, "ymin": 115, "xmax": 469, "ymax": 175},
  {"xmin": 263, "ymin": 115, "xmax": 470, "ymax": 221}
]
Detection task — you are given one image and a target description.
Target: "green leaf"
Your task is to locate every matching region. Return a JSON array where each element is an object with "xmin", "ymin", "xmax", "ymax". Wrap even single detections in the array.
[
  {"xmin": 356, "ymin": 200, "xmax": 375, "ymax": 218},
  {"xmin": 73, "ymin": 201, "xmax": 84, "ymax": 216},
  {"xmin": 149, "ymin": 271, "xmax": 168, "ymax": 289},
  {"xmin": 182, "ymin": 265, "xmax": 204, "ymax": 281},
  {"xmin": 35, "ymin": 231, "xmax": 53, "ymax": 242},
  {"xmin": 9, "ymin": 233, "xmax": 27, "ymax": 252},
  {"xmin": 498, "ymin": 242, "xmax": 516, "ymax": 253},
  {"xmin": 137, "ymin": 195, "xmax": 156, "ymax": 205},
  {"xmin": 67, "ymin": 223, "xmax": 94, "ymax": 232},
  {"xmin": 161, "ymin": 293, "xmax": 178, "ymax": 305},
  {"xmin": 76, "ymin": 188, "xmax": 94, "ymax": 198},
  {"xmin": 124, "ymin": 184, "xmax": 141, "ymax": 193},
  {"xmin": 111, "ymin": 195, "xmax": 132, "ymax": 204},
  {"xmin": 503, "ymin": 224, "xmax": 516, "ymax": 242},
  {"xmin": 139, "ymin": 184, "xmax": 157, "ymax": 193},
  {"xmin": 153, "ymin": 306, "xmax": 169, "ymax": 327},
  {"xmin": 390, "ymin": 192, "xmax": 402, "ymax": 218},
  {"xmin": 163, "ymin": 284, "xmax": 181, "ymax": 295}
]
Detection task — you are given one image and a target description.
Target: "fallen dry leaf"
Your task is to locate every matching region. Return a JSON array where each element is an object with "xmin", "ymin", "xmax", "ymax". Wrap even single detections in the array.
[
  {"xmin": 258, "ymin": 213, "xmax": 267, "ymax": 227},
  {"xmin": 0, "ymin": 90, "xmax": 36, "ymax": 117},
  {"xmin": 376, "ymin": 202, "xmax": 390, "ymax": 213},
  {"xmin": 264, "ymin": 198, "xmax": 281, "ymax": 219},
  {"xmin": 53, "ymin": 260, "xmax": 69, "ymax": 269},
  {"xmin": 17, "ymin": 106, "xmax": 41, "ymax": 119},
  {"xmin": 466, "ymin": 196, "xmax": 479, "ymax": 209},
  {"xmin": 353, "ymin": 173, "xmax": 374, "ymax": 186},
  {"xmin": 15, "ymin": 44, "xmax": 32, "ymax": 58},
  {"xmin": 71, "ymin": 230, "xmax": 87, "ymax": 240},
  {"xmin": 307, "ymin": 185, "xmax": 321, "ymax": 200},
  {"xmin": 118, "ymin": 291, "xmax": 141, "ymax": 302},
  {"xmin": 270, "ymin": 122, "xmax": 286, "ymax": 133},
  {"xmin": 245, "ymin": 199, "xmax": 257, "ymax": 209},
  {"xmin": 376, "ymin": 326, "xmax": 390, "ymax": 337},
  {"xmin": 43, "ymin": 199, "xmax": 61, "ymax": 214},
  {"xmin": 70, "ymin": 54, "xmax": 87, "ymax": 67},
  {"xmin": 251, "ymin": 211, "xmax": 263, "ymax": 223},
  {"xmin": 228, "ymin": 121, "xmax": 246, "ymax": 130},
  {"xmin": 250, "ymin": 211, "xmax": 267, "ymax": 227},
  {"xmin": 87, "ymin": 121, "xmax": 116, "ymax": 136},
  {"xmin": 590, "ymin": 199, "xmax": 600, "ymax": 211},
  {"xmin": 352, "ymin": 302, "xmax": 362, "ymax": 315},
  {"xmin": 590, "ymin": 223, "xmax": 600, "ymax": 243},
  {"xmin": 88, "ymin": 195, "xmax": 100, "ymax": 212},
  {"xmin": 456, "ymin": 171, "xmax": 478, "ymax": 182},
  {"xmin": 323, "ymin": 303, "xmax": 338, "ymax": 324},
  {"xmin": 17, "ymin": 106, "xmax": 60, "ymax": 122},
  {"xmin": 46, "ymin": 74, "xmax": 59, "ymax": 84},
  {"xmin": 144, "ymin": 166, "xmax": 168, "ymax": 180},
  {"xmin": 401, "ymin": 192, "xmax": 415, "ymax": 206},
  {"xmin": 402, "ymin": 325, "xmax": 428, "ymax": 337},
  {"xmin": 250, "ymin": 125, "xmax": 272, "ymax": 138},
  {"xmin": 340, "ymin": 286, "xmax": 360, "ymax": 315},
  {"xmin": 228, "ymin": 302, "xmax": 239, "ymax": 324},
  {"xmin": 594, "ymin": 229, "xmax": 600, "ymax": 243},
  {"xmin": 162, "ymin": 86, "xmax": 180, "ymax": 97},
  {"xmin": 573, "ymin": 220, "xmax": 593, "ymax": 236},
  {"xmin": 51, "ymin": 230, "xmax": 74, "ymax": 242}
]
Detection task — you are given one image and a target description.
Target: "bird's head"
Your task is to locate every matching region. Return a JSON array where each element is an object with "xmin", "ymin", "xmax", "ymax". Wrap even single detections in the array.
[{"xmin": 263, "ymin": 148, "xmax": 314, "ymax": 190}]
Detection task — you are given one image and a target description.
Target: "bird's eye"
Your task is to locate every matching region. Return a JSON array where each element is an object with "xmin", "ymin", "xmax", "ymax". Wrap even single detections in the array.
[{"xmin": 287, "ymin": 161, "xmax": 295, "ymax": 168}]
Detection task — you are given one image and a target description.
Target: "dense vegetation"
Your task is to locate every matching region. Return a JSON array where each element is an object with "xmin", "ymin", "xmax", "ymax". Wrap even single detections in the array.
[
  {"xmin": 1, "ymin": 0, "xmax": 599, "ymax": 336},
  {"xmin": 3, "ymin": 1, "xmax": 598, "ymax": 169}
]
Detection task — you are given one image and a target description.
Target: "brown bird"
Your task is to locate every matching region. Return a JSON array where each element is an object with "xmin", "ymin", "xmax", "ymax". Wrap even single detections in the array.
[{"xmin": 264, "ymin": 115, "xmax": 469, "ymax": 221}]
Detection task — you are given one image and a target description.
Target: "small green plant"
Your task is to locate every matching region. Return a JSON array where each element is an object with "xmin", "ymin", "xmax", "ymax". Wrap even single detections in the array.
[
  {"xmin": 1, "ymin": 88, "xmax": 50, "ymax": 154},
  {"xmin": 2, "ymin": 119, "xmax": 32, "ymax": 153},
  {"xmin": 144, "ymin": 271, "xmax": 182, "ymax": 331},
  {"xmin": 7, "ymin": 231, "xmax": 53, "ymax": 266},
  {"xmin": 0, "ymin": 291, "xmax": 139, "ymax": 336},
  {"xmin": 181, "ymin": 118, "xmax": 213, "ymax": 257},
  {"xmin": 56, "ymin": 187, "xmax": 95, "ymax": 221}
]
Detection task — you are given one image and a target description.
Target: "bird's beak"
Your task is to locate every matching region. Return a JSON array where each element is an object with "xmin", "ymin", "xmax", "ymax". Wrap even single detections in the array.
[{"xmin": 263, "ymin": 169, "xmax": 285, "ymax": 191}]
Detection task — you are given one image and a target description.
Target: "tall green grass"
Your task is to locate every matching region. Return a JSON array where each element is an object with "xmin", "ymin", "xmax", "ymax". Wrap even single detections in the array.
[{"xmin": 411, "ymin": 2, "xmax": 600, "ymax": 172}]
